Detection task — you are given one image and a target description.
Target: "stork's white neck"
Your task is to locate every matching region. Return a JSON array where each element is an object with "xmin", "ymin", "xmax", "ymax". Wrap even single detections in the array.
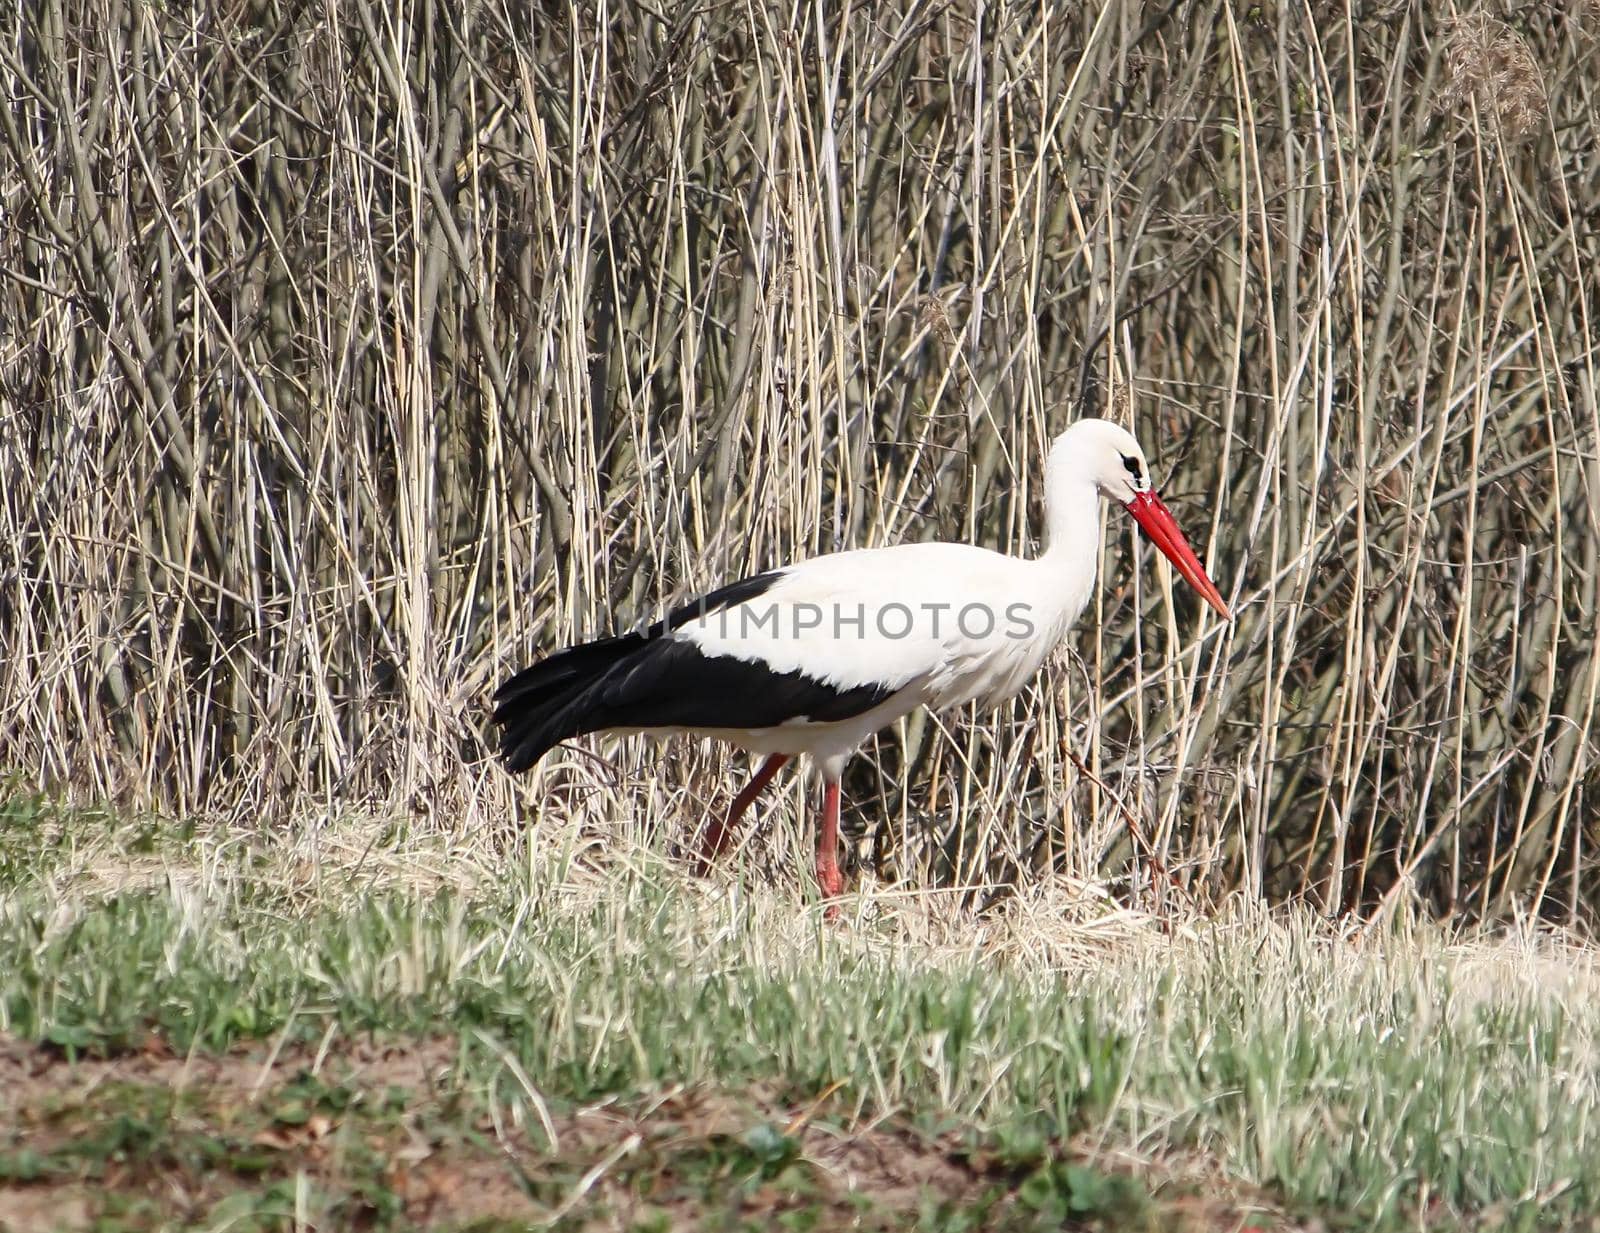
[{"xmin": 1035, "ymin": 440, "xmax": 1106, "ymax": 631}]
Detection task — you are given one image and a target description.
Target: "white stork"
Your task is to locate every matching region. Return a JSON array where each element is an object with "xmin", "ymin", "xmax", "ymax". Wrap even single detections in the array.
[{"xmin": 494, "ymin": 418, "xmax": 1229, "ymax": 899}]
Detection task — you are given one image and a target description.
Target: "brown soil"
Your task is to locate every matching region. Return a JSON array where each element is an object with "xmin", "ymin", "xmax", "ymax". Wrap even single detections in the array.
[{"xmin": 0, "ymin": 1032, "xmax": 1297, "ymax": 1232}]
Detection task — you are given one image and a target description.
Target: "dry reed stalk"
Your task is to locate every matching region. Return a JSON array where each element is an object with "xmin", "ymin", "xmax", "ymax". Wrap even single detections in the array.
[{"xmin": 1, "ymin": 0, "xmax": 1597, "ymax": 923}]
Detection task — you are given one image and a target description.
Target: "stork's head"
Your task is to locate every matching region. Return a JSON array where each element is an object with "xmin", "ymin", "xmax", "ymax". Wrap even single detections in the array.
[
  {"xmin": 1051, "ymin": 418, "xmax": 1231, "ymax": 620},
  {"xmin": 1057, "ymin": 418, "xmax": 1153, "ymax": 504}
]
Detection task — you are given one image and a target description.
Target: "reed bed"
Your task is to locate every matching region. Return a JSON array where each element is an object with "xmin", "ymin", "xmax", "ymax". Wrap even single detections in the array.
[{"xmin": 2, "ymin": 0, "xmax": 1597, "ymax": 922}]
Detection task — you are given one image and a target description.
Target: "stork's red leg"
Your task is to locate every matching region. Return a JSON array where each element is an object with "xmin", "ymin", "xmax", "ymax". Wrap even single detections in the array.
[
  {"xmin": 695, "ymin": 753, "xmax": 789, "ymax": 871},
  {"xmin": 816, "ymin": 780, "xmax": 844, "ymax": 899}
]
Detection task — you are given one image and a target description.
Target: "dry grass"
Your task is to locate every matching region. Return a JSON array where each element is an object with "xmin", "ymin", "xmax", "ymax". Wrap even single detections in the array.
[
  {"xmin": 1438, "ymin": 12, "xmax": 1547, "ymax": 142},
  {"xmin": 2, "ymin": 0, "xmax": 1598, "ymax": 923},
  {"xmin": 15, "ymin": 793, "xmax": 1600, "ymax": 1017}
]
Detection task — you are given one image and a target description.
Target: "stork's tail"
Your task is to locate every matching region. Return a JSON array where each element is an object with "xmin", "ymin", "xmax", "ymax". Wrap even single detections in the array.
[{"xmin": 491, "ymin": 633, "xmax": 644, "ymax": 772}]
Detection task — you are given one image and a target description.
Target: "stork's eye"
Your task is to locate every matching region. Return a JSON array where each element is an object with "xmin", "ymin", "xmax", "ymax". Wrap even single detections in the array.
[{"xmin": 1122, "ymin": 456, "xmax": 1143, "ymax": 478}]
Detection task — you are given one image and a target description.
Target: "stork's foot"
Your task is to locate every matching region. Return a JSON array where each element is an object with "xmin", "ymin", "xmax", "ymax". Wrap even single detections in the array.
[
  {"xmin": 816, "ymin": 778, "xmax": 845, "ymax": 915},
  {"xmin": 817, "ymin": 863, "xmax": 846, "ymax": 923},
  {"xmin": 689, "ymin": 822, "xmax": 732, "ymax": 877},
  {"xmin": 692, "ymin": 805, "xmax": 764, "ymax": 876},
  {"xmin": 692, "ymin": 753, "xmax": 790, "ymax": 877}
]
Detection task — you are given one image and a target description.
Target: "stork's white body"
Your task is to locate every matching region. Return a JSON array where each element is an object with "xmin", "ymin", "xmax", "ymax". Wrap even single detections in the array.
[
  {"xmin": 493, "ymin": 419, "xmax": 1228, "ymax": 901},
  {"xmin": 661, "ymin": 538, "xmax": 1090, "ymax": 777}
]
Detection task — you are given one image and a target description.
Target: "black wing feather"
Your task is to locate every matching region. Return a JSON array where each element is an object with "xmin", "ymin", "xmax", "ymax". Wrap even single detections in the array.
[{"xmin": 492, "ymin": 570, "xmax": 893, "ymax": 772}]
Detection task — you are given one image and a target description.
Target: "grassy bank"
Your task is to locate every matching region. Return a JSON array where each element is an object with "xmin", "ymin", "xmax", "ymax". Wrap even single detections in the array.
[{"xmin": 2, "ymin": 798, "xmax": 1597, "ymax": 1230}]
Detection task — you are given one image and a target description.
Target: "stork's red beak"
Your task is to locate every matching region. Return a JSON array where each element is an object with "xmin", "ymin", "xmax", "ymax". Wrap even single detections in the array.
[{"xmin": 1125, "ymin": 491, "xmax": 1231, "ymax": 619}]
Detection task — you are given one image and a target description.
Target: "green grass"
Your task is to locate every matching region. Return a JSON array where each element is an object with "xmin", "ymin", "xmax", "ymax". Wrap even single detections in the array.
[{"xmin": 2, "ymin": 797, "xmax": 1598, "ymax": 1230}]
